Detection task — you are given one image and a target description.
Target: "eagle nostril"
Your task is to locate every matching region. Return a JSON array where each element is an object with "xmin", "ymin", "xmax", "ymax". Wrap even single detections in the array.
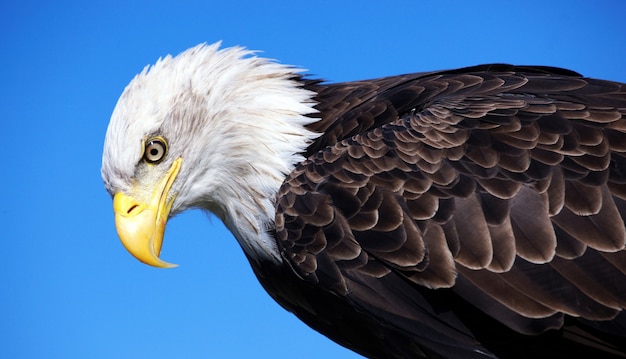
[{"xmin": 127, "ymin": 204, "xmax": 139, "ymax": 214}]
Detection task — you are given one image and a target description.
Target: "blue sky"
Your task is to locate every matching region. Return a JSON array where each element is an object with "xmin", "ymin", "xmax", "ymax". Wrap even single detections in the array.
[{"xmin": 2, "ymin": 1, "xmax": 625, "ymax": 358}]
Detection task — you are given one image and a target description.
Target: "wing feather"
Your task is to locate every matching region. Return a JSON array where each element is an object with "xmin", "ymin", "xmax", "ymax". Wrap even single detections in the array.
[
  {"xmin": 451, "ymin": 194, "xmax": 493, "ymax": 269},
  {"xmin": 509, "ymin": 186, "xmax": 557, "ymax": 263}
]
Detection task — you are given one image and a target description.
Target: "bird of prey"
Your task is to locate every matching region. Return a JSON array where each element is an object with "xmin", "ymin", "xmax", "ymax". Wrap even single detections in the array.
[{"xmin": 101, "ymin": 42, "xmax": 626, "ymax": 358}]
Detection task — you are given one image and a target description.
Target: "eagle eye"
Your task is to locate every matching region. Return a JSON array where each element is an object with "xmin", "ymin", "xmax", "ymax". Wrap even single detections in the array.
[{"xmin": 144, "ymin": 137, "xmax": 168, "ymax": 164}]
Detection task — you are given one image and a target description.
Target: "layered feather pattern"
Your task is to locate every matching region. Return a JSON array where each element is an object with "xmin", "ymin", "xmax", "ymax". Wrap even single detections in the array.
[{"xmin": 273, "ymin": 65, "xmax": 626, "ymax": 356}]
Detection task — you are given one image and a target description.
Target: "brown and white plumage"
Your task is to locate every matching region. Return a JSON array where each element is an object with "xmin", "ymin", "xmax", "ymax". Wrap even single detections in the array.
[{"xmin": 102, "ymin": 43, "xmax": 626, "ymax": 358}]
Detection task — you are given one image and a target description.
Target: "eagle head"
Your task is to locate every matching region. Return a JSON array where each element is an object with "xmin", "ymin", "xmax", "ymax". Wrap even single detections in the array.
[{"xmin": 101, "ymin": 42, "xmax": 318, "ymax": 267}]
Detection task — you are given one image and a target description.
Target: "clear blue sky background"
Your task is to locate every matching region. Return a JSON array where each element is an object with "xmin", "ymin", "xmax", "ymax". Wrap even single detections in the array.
[{"xmin": 2, "ymin": 1, "xmax": 625, "ymax": 358}]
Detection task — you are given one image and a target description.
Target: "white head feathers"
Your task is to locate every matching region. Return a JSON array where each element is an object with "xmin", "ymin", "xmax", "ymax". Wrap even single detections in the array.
[{"xmin": 102, "ymin": 42, "xmax": 320, "ymax": 262}]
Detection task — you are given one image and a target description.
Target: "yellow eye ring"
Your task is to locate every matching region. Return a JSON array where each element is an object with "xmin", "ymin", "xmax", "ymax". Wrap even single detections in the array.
[{"xmin": 143, "ymin": 137, "xmax": 168, "ymax": 164}]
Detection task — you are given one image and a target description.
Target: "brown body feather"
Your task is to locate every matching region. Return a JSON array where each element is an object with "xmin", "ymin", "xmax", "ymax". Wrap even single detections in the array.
[{"xmin": 263, "ymin": 64, "xmax": 626, "ymax": 358}]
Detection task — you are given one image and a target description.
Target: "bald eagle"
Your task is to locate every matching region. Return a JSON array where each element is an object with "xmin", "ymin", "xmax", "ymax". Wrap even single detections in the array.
[{"xmin": 102, "ymin": 43, "xmax": 626, "ymax": 358}]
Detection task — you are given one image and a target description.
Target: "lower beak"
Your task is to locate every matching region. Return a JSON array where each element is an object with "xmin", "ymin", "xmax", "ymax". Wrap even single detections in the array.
[{"xmin": 112, "ymin": 158, "xmax": 182, "ymax": 268}]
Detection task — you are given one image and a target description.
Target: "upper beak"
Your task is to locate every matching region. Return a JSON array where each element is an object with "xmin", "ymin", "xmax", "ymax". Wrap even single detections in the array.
[{"xmin": 112, "ymin": 158, "xmax": 182, "ymax": 268}]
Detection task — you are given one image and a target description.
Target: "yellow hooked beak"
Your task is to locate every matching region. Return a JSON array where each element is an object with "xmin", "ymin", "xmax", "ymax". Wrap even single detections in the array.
[{"xmin": 113, "ymin": 158, "xmax": 182, "ymax": 268}]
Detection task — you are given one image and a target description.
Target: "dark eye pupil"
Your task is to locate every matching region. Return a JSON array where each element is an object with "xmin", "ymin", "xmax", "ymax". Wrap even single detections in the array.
[{"xmin": 150, "ymin": 148, "xmax": 159, "ymax": 156}]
